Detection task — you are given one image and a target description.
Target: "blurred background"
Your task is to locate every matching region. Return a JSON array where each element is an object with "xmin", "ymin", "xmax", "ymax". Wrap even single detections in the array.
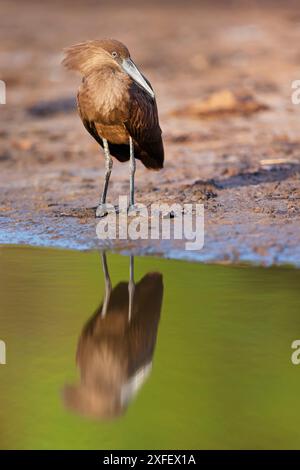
[
  {"xmin": 2, "ymin": 0, "xmax": 300, "ymax": 144},
  {"xmin": 1, "ymin": 0, "xmax": 300, "ymax": 262}
]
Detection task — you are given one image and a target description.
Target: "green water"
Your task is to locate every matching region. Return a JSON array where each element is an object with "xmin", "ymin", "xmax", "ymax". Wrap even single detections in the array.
[{"xmin": 0, "ymin": 246, "xmax": 300, "ymax": 449}]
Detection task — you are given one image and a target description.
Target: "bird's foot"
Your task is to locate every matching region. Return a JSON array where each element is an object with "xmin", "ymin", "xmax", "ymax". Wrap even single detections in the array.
[
  {"xmin": 127, "ymin": 204, "xmax": 146, "ymax": 217},
  {"xmin": 95, "ymin": 203, "xmax": 116, "ymax": 218}
]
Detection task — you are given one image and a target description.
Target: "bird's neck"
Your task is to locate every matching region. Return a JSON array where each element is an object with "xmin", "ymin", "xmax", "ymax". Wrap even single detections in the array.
[{"xmin": 82, "ymin": 66, "xmax": 131, "ymax": 120}]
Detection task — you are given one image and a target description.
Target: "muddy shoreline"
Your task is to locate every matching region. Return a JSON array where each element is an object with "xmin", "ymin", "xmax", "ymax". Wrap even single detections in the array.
[{"xmin": 1, "ymin": 0, "xmax": 300, "ymax": 266}]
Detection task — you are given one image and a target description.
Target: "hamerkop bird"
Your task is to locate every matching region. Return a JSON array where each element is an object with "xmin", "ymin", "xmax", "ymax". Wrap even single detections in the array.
[
  {"xmin": 63, "ymin": 39, "xmax": 164, "ymax": 217},
  {"xmin": 63, "ymin": 253, "xmax": 163, "ymax": 420}
]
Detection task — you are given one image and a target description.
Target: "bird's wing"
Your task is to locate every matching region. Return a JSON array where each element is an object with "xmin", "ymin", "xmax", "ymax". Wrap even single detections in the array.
[
  {"xmin": 124, "ymin": 82, "xmax": 164, "ymax": 169},
  {"xmin": 77, "ymin": 82, "xmax": 164, "ymax": 169}
]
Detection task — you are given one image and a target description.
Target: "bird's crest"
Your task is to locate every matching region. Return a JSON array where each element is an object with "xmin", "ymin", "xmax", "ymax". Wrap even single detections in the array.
[
  {"xmin": 62, "ymin": 41, "xmax": 105, "ymax": 75},
  {"xmin": 62, "ymin": 39, "xmax": 129, "ymax": 75}
]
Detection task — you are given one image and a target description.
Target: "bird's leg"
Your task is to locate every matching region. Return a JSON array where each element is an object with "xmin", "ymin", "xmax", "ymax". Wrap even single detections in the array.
[
  {"xmin": 128, "ymin": 255, "xmax": 135, "ymax": 322},
  {"xmin": 96, "ymin": 139, "xmax": 114, "ymax": 218},
  {"xmin": 101, "ymin": 139, "xmax": 112, "ymax": 203},
  {"xmin": 100, "ymin": 251, "xmax": 112, "ymax": 318},
  {"xmin": 127, "ymin": 136, "xmax": 139, "ymax": 216}
]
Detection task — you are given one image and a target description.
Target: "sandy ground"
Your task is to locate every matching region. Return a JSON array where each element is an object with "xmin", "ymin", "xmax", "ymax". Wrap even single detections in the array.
[{"xmin": 1, "ymin": 0, "xmax": 300, "ymax": 265}]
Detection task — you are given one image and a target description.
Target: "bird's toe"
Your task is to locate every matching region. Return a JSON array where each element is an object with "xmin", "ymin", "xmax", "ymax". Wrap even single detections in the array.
[
  {"xmin": 95, "ymin": 204, "xmax": 115, "ymax": 218},
  {"xmin": 127, "ymin": 204, "xmax": 148, "ymax": 217}
]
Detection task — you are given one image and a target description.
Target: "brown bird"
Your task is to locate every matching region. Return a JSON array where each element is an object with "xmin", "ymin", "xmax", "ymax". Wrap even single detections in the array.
[
  {"xmin": 62, "ymin": 39, "xmax": 164, "ymax": 217},
  {"xmin": 63, "ymin": 253, "xmax": 163, "ymax": 420}
]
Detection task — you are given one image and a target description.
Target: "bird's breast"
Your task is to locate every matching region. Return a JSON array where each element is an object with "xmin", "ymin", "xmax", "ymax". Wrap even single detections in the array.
[
  {"xmin": 79, "ymin": 68, "xmax": 131, "ymax": 124},
  {"xmin": 95, "ymin": 123, "xmax": 129, "ymax": 145}
]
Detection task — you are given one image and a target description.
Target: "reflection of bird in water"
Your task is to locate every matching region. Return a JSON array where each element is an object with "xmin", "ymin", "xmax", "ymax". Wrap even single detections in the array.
[{"xmin": 63, "ymin": 253, "xmax": 163, "ymax": 420}]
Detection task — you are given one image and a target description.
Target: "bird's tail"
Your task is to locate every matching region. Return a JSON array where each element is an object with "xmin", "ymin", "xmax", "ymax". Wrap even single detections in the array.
[
  {"xmin": 138, "ymin": 141, "xmax": 164, "ymax": 170},
  {"xmin": 107, "ymin": 141, "xmax": 164, "ymax": 170}
]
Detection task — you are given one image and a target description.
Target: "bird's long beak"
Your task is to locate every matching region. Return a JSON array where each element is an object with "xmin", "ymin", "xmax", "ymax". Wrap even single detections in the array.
[{"xmin": 122, "ymin": 58, "xmax": 155, "ymax": 99}]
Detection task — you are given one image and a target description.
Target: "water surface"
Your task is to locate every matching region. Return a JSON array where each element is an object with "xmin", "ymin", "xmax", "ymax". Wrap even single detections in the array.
[{"xmin": 0, "ymin": 246, "xmax": 300, "ymax": 449}]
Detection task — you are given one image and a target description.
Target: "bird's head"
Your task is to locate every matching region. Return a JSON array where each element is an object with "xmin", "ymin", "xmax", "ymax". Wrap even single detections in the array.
[{"xmin": 63, "ymin": 38, "xmax": 155, "ymax": 99}]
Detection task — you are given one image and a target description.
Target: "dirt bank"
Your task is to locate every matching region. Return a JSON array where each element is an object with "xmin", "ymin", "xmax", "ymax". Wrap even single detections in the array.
[{"xmin": 1, "ymin": 0, "xmax": 300, "ymax": 265}]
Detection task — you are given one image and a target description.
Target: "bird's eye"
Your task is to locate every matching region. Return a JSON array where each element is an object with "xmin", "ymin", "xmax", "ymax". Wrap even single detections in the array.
[{"xmin": 111, "ymin": 51, "xmax": 118, "ymax": 58}]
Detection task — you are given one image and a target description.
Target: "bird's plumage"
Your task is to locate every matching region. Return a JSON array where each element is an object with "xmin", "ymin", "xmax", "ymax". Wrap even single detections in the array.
[{"xmin": 63, "ymin": 39, "xmax": 164, "ymax": 170}]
